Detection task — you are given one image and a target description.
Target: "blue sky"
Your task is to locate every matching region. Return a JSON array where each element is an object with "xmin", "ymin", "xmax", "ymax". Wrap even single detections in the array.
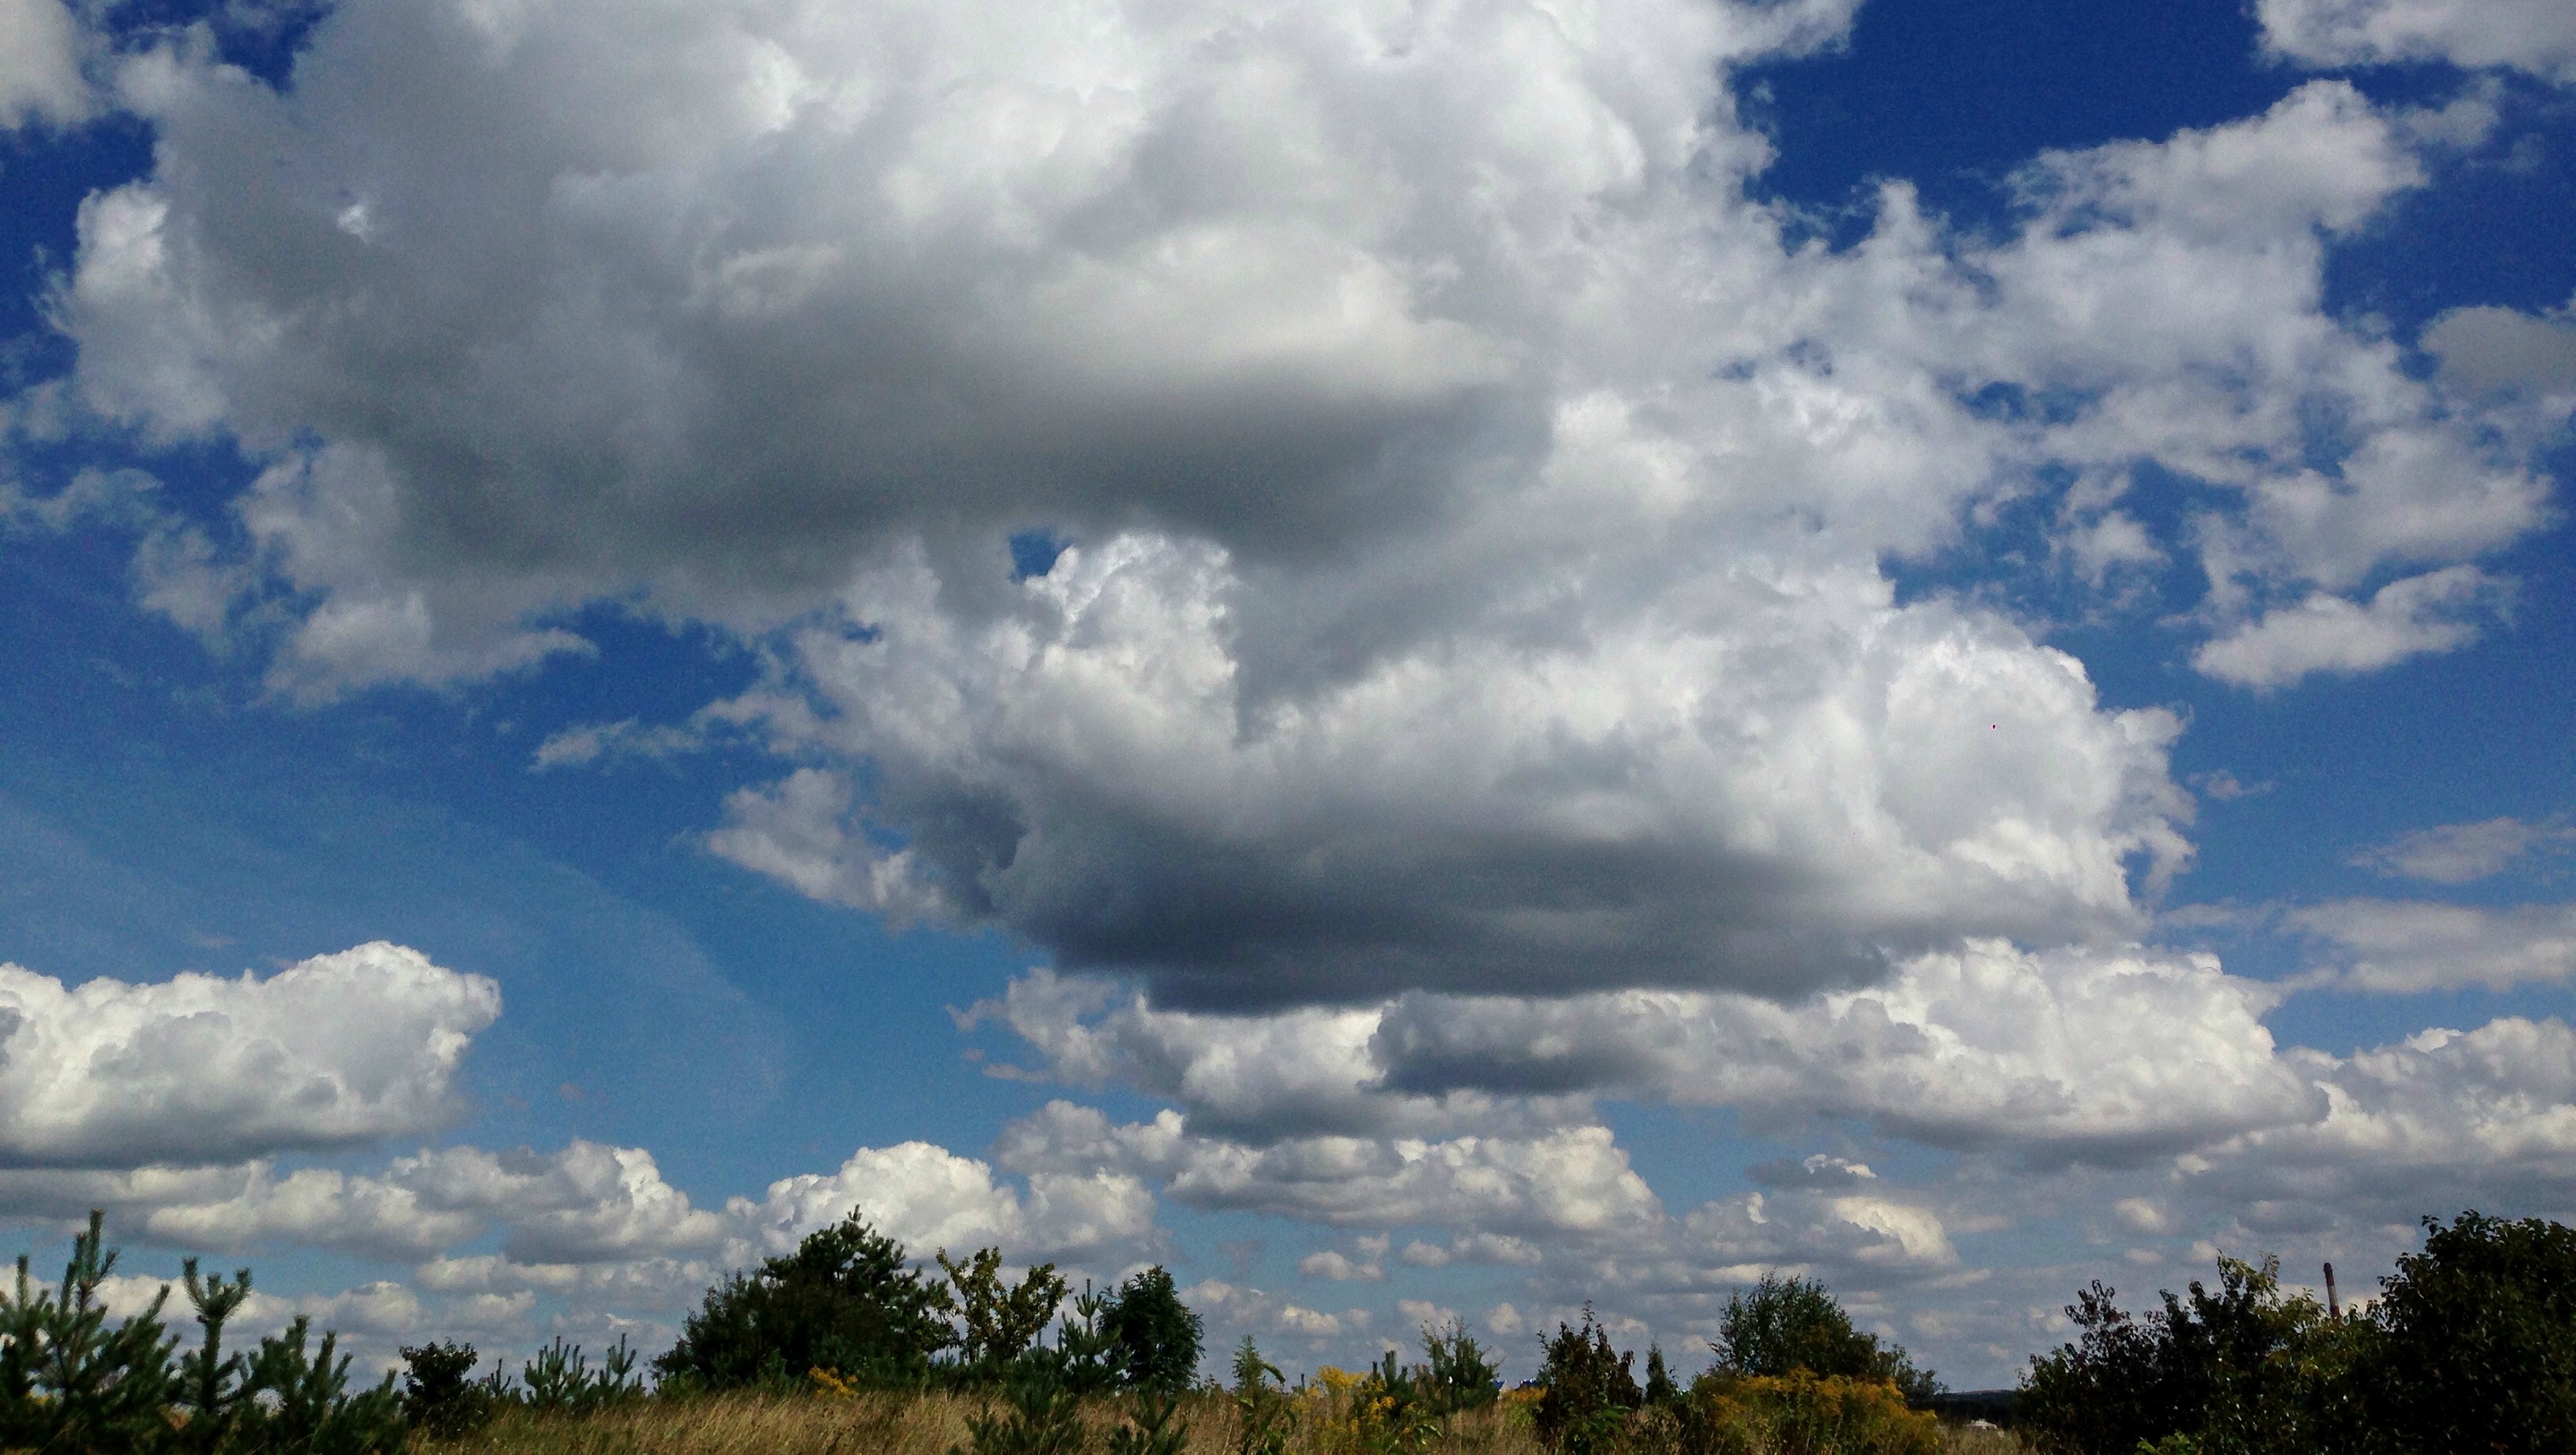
[{"xmin": 2, "ymin": 0, "xmax": 2572, "ymax": 1391}]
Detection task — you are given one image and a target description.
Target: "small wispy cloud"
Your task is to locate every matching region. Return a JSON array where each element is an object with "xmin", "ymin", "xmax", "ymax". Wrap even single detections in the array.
[
  {"xmin": 531, "ymin": 717, "xmax": 709, "ymax": 771},
  {"xmin": 2349, "ymin": 816, "xmax": 2575, "ymax": 884}
]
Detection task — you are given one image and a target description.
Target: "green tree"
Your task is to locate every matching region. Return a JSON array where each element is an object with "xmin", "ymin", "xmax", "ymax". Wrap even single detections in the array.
[
  {"xmin": 1103, "ymin": 1267, "xmax": 1201, "ymax": 1392},
  {"xmin": 1421, "ymin": 1316, "xmax": 1500, "ymax": 1414},
  {"xmin": 0, "ymin": 1210, "xmax": 178, "ymax": 1455},
  {"xmin": 2361, "ymin": 1210, "xmax": 2576, "ymax": 1453},
  {"xmin": 397, "ymin": 1340, "xmax": 497, "ymax": 1438},
  {"xmin": 1642, "ymin": 1344, "xmax": 1677, "ymax": 1407},
  {"xmin": 655, "ymin": 1209, "xmax": 958, "ymax": 1389},
  {"xmin": 2019, "ymin": 1254, "xmax": 2366, "ymax": 1455},
  {"xmin": 1227, "ymin": 1337, "xmax": 1294, "ymax": 1455},
  {"xmin": 1533, "ymin": 1306, "xmax": 1639, "ymax": 1455},
  {"xmin": 1713, "ymin": 1274, "xmax": 1938, "ymax": 1405},
  {"xmin": 939, "ymin": 1247, "xmax": 1070, "ymax": 1374}
]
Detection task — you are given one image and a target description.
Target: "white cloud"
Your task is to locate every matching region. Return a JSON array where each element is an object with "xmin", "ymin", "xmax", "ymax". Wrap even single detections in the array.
[
  {"xmin": 2195, "ymin": 1016, "xmax": 2576, "ymax": 1224},
  {"xmin": 2191, "ymin": 567, "xmax": 2510, "ymax": 689},
  {"xmin": 734, "ymin": 1138, "xmax": 1156, "ymax": 1261},
  {"xmin": 702, "ymin": 768, "xmax": 954, "ymax": 927},
  {"xmin": 0, "ymin": 0, "xmax": 88, "ymax": 129},
  {"xmin": 23, "ymin": 0, "xmax": 2557, "ymax": 1034},
  {"xmin": 2290, "ymin": 899, "xmax": 2576, "ymax": 993},
  {"xmin": 2349, "ymin": 816, "xmax": 2576, "ymax": 883},
  {"xmin": 2259, "ymin": 0, "xmax": 2576, "ymax": 82},
  {"xmin": 0, "ymin": 943, "xmax": 500, "ymax": 1169}
]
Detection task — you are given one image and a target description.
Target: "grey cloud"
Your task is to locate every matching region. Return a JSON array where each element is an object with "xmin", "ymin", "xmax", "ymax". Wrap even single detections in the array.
[
  {"xmin": 981, "ymin": 943, "xmax": 2316, "ymax": 1166},
  {"xmin": 2259, "ymin": 0, "xmax": 2576, "ymax": 82},
  {"xmin": 2290, "ymin": 898, "xmax": 2576, "ymax": 992},
  {"xmin": 2424, "ymin": 304, "xmax": 2576, "ymax": 396},
  {"xmin": 0, "ymin": 0, "xmax": 89, "ymax": 129},
  {"xmin": 2349, "ymin": 816, "xmax": 2575, "ymax": 884}
]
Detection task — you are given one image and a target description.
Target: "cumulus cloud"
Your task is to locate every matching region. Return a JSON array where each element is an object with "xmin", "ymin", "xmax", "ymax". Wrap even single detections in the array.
[
  {"xmin": 2259, "ymin": 0, "xmax": 2576, "ymax": 82},
  {"xmin": 27, "ymin": 0, "xmax": 2559, "ymax": 1018},
  {"xmin": 2349, "ymin": 816, "xmax": 2575, "ymax": 883},
  {"xmin": 735, "ymin": 1138, "xmax": 1157, "ymax": 1261},
  {"xmin": 739, "ymin": 536, "xmax": 2188, "ymax": 1007},
  {"xmin": 0, "ymin": 943, "xmax": 500, "ymax": 1169},
  {"xmin": 2192, "ymin": 1016, "xmax": 2576, "ymax": 1227}
]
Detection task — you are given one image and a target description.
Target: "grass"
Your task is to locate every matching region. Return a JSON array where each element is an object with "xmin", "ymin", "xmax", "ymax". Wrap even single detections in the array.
[{"xmin": 421, "ymin": 1393, "xmax": 2022, "ymax": 1455}]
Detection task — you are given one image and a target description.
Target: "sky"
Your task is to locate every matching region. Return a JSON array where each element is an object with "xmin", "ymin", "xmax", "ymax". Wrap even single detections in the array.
[{"xmin": 1, "ymin": 0, "xmax": 2573, "ymax": 1395}]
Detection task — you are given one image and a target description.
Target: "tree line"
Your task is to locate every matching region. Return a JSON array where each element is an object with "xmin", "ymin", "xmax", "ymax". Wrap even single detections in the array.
[{"xmin": 10, "ymin": 1204, "xmax": 2576, "ymax": 1453}]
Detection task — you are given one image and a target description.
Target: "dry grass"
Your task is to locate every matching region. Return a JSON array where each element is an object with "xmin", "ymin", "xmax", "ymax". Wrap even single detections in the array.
[
  {"xmin": 423, "ymin": 1393, "xmax": 2017, "ymax": 1455},
  {"xmin": 429, "ymin": 1392, "xmax": 1551, "ymax": 1455}
]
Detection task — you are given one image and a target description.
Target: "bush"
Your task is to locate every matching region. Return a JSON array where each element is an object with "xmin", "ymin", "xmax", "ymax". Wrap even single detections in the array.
[
  {"xmin": 940, "ymin": 1249, "xmax": 1070, "ymax": 1377},
  {"xmin": 1104, "ymin": 1267, "xmax": 1203, "ymax": 1393},
  {"xmin": 655, "ymin": 1209, "xmax": 959, "ymax": 1389},
  {"xmin": 399, "ymin": 1339, "xmax": 501, "ymax": 1438},
  {"xmin": 2359, "ymin": 1210, "xmax": 2576, "ymax": 1453},
  {"xmin": 1533, "ymin": 1307, "xmax": 1642, "ymax": 1455},
  {"xmin": 1684, "ymin": 1371, "xmax": 1941, "ymax": 1455},
  {"xmin": 2018, "ymin": 1254, "xmax": 2368, "ymax": 1455},
  {"xmin": 1713, "ymin": 1275, "xmax": 1937, "ymax": 1407}
]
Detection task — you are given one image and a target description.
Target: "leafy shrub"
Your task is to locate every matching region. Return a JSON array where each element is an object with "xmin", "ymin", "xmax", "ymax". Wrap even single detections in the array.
[
  {"xmin": 1683, "ymin": 1372, "xmax": 1941, "ymax": 1455},
  {"xmin": 1533, "ymin": 1307, "xmax": 1642, "ymax": 1455},
  {"xmin": 940, "ymin": 1249, "xmax": 1070, "ymax": 1377},
  {"xmin": 1713, "ymin": 1275, "xmax": 1937, "ymax": 1406},
  {"xmin": 655, "ymin": 1209, "xmax": 958, "ymax": 1389},
  {"xmin": 1103, "ymin": 1267, "xmax": 1202, "ymax": 1393},
  {"xmin": 398, "ymin": 1339, "xmax": 501, "ymax": 1439},
  {"xmin": 2357, "ymin": 1210, "xmax": 2576, "ymax": 1453},
  {"xmin": 2019, "ymin": 1253, "xmax": 2368, "ymax": 1455}
]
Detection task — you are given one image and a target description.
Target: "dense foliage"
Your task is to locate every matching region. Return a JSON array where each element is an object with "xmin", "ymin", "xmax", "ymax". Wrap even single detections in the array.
[
  {"xmin": 2020, "ymin": 1211, "xmax": 2576, "ymax": 1454},
  {"xmin": 655, "ymin": 1208, "xmax": 1204, "ymax": 1399},
  {"xmin": 1534, "ymin": 1307, "xmax": 1642, "ymax": 1455},
  {"xmin": 2362, "ymin": 1210, "xmax": 2576, "ymax": 1453},
  {"xmin": 655, "ymin": 1210, "xmax": 961, "ymax": 1389},
  {"xmin": 1103, "ymin": 1266, "xmax": 1205, "ymax": 1395},
  {"xmin": 1712, "ymin": 1276, "xmax": 1938, "ymax": 1408}
]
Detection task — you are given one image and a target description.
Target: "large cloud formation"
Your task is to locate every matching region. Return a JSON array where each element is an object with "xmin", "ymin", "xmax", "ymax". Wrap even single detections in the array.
[
  {"xmin": 11, "ymin": 0, "xmax": 2576, "ymax": 1385},
  {"xmin": 41, "ymin": 0, "xmax": 2563, "ymax": 1012}
]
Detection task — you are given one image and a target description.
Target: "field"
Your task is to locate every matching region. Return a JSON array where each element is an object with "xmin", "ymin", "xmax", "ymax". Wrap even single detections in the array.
[{"xmin": 423, "ymin": 1391, "xmax": 2021, "ymax": 1455}]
